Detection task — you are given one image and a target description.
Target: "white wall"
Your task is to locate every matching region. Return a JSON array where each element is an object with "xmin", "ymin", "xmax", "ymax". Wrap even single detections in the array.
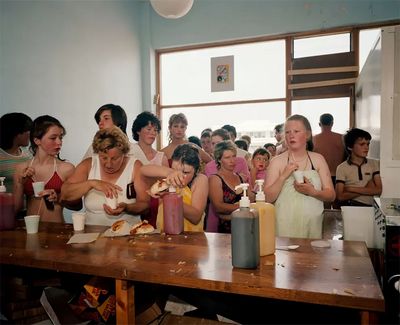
[
  {"xmin": 0, "ymin": 0, "xmax": 143, "ymax": 165},
  {"xmin": 356, "ymin": 26, "xmax": 400, "ymax": 198}
]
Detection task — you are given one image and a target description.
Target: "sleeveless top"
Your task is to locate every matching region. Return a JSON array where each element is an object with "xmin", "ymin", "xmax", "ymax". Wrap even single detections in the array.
[
  {"xmin": 214, "ymin": 174, "xmax": 243, "ymax": 233},
  {"xmin": 84, "ymin": 155, "xmax": 141, "ymax": 226},
  {"xmin": 275, "ymin": 152, "xmax": 323, "ymax": 239},
  {"xmin": 23, "ymin": 158, "xmax": 63, "ymax": 196},
  {"xmin": 157, "ymin": 186, "xmax": 204, "ymax": 232},
  {"xmin": 130, "ymin": 143, "xmax": 165, "ymax": 227},
  {"xmin": 131, "ymin": 143, "xmax": 165, "ymax": 166}
]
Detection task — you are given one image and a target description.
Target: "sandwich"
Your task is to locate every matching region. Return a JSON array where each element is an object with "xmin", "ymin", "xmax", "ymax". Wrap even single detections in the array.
[
  {"xmin": 130, "ymin": 220, "xmax": 155, "ymax": 235},
  {"xmin": 110, "ymin": 220, "xmax": 131, "ymax": 234},
  {"xmin": 149, "ymin": 179, "xmax": 169, "ymax": 197}
]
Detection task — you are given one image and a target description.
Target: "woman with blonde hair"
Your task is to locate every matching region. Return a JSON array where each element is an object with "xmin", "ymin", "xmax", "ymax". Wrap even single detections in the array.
[
  {"xmin": 161, "ymin": 113, "xmax": 211, "ymax": 167},
  {"xmin": 264, "ymin": 114, "xmax": 335, "ymax": 239},
  {"xmin": 61, "ymin": 126, "xmax": 149, "ymax": 226},
  {"xmin": 208, "ymin": 140, "xmax": 254, "ymax": 233}
]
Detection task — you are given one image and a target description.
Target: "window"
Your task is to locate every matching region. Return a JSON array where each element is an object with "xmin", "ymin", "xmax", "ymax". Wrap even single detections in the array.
[
  {"xmin": 292, "ymin": 97, "xmax": 350, "ymax": 135},
  {"xmin": 160, "ymin": 40, "xmax": 286, "ymax": 106},
  {"xmin": 359, "ymin": 28, "xmax": 381, "ymax": 72},
  {"xmin": 293, "ymin": 33, "xmax": 350, "ymax": 58}
]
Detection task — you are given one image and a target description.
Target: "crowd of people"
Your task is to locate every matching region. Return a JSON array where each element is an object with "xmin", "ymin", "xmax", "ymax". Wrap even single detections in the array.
[{"xmin": 0, "ymin": 107, "xmax": 382, "ymax": 240}]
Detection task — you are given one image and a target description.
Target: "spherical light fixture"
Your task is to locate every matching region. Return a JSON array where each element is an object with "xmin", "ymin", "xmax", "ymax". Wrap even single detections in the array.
[{"xmin": 150, "ymin": 0, "xmax": 194, "ymax": 19}]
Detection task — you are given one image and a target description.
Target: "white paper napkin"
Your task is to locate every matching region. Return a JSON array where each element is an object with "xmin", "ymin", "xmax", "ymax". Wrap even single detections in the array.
[{"xmin": 67, "ymin": 233, "xmax": 100, "ymax": 244}]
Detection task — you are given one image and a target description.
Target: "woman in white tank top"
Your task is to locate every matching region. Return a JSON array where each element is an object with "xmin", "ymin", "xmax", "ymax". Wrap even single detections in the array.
[{"xmin": 61, "ymin": 126, "xmax": 150, "ymax": 226}]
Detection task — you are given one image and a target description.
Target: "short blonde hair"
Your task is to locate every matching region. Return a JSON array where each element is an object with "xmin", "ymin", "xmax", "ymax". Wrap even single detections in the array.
[
  {"xmin": 214, "ymin": 140, "xmax": 237, "ymax": 169},
  {"xmin": 92, "ymin": 126, "xmax": 130, "ymax": 154}
]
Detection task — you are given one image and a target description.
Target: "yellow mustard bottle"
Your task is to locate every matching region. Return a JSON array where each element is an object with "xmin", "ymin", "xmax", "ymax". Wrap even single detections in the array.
[{"xmin": 250, "ymin": 179, "xmax": 275, "ymax": 256}]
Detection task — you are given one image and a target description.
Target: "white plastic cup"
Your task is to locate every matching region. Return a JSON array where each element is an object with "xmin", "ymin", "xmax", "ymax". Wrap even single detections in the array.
[
  {"xmin": 24, "ymin": 215, "xmax": 40, "ymax": 234},
  {"xmin": 105, "ymin": 196, "xmax": 118, "ymax": 210},
  {"xmin": 32, "ymin": 181, "xmax": 45, "ymax": 197},
  {"xmin": 293, "ymin": 170, "xmax": 304, "ymax": 183},
  {"xmin": 72, "ymin": 212, "xmax": 86, "ymax": 231}
]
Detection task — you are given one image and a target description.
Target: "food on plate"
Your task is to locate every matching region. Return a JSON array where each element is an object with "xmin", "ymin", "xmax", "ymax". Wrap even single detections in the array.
[
  {"xmin": 149, "ymin": 180, "xmax": 169, "ymax": 197},
  {"xmin": 111, "ymin": 220, "xmax": 131, "ymax": 234},
  {"xmin": 130, "ymin": 220, "xmax": 155, "ymax": 235}
]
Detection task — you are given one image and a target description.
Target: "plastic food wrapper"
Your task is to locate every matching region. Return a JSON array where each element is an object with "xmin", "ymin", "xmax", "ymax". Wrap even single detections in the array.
[{"xmin": 69, "ymin": 277, "xmax": 115, "ymax": 323}]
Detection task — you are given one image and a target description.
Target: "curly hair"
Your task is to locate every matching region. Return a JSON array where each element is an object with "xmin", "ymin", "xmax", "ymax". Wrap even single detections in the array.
[
  {"xmin": 214, "ymin": 140, "xmax": 237, "ymax": 169},
  {"xmin": 92, "ymin": 126, "xmax": 130, "ymax": 155},
  {"xmin": 343, "ymin": 128, "xmax": 371, "ymax": 154},
  {"xmin": 131, "ymin": 111, "xmax": 161, "ymax": 141}
]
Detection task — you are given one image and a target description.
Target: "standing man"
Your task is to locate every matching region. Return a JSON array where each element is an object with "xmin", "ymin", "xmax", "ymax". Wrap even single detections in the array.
[
  {"xmin": 313, "ymin": 114, "xmax": 346, "ymax": 209},
  {"xmin": 313, "ymin": 113, "xmax": 346, "ymax": 185}
]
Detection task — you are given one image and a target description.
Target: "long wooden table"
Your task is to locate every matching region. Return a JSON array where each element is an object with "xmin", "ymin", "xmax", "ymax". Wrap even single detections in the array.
[{"xmin": 0, "ymin": 222, "xmax": 384, "ymax": 324}]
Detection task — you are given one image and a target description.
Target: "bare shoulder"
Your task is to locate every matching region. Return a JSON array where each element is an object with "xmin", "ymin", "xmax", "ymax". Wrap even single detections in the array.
[
  {"xmin": 192, "ymin": 173, "xmax": 208, "ymax": 189},
  {"xmin": 308, "ymin": 151, "xmax": 328, "ymax": 168}
]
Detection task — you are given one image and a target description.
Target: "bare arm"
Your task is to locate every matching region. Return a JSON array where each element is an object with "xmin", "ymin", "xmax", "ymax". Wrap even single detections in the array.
[
  {"xmin": 182, "ymin": 174, "xmax": 208, "ymax": 225},
  {"xmin": 209, "ymin": 175, "xmax": 239, "ymax": 215},
  {"xmin": 335, "ymin": 182, "xmax": 358, "ymax": 201},
  {"xmin": 60, "ymin": 159, "xmax": 122, "ymax": 201},
  {"xmin": 344, "ymin": 174, "xmax": 382, "ymax": 196},
  {"xmin": 13, "ymin": 162, "xmax": 31, "ymax": 213},
  {"xmin": 123, "ymin": 160, "xmax": 150, "ymax": 215}
]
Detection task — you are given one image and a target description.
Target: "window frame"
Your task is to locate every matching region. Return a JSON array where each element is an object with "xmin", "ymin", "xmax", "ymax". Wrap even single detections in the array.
[{"xmin": 155, "ymin": 21, "xmax": 397, "ymax": 149}]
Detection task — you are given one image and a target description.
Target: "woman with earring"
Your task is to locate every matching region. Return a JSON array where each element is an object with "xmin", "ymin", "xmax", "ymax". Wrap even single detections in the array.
[
  {"xmin": 14, "ymin": 115, "xmax": 77, "ymax": 222},
  {"xmin": 264, "ymin": 114, "xmax": 335, "ymax": 239}
]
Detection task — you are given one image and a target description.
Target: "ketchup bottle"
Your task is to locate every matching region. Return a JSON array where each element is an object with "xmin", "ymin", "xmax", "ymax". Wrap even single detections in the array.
[
  {"xmin": 163, "ymin": 186, "xmax": 183, "ymax": 235},
  {"xmin": 0, "ymin": 177, "xmax": 16, "ymax": 230}
]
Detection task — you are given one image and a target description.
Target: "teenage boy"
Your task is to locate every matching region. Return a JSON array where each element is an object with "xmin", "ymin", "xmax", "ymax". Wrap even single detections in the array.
[{"xmin": 335, "ymin": 128, "xmax": 382, "ymax": 206}]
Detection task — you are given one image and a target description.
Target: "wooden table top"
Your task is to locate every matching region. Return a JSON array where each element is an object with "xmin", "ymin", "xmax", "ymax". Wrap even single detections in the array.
[{"xmin": 0, "ymin": 222, "xmax": 384, "ymax": 312}]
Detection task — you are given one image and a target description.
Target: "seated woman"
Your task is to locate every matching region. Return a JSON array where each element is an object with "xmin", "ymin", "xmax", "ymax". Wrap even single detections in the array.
[
  {"xmin": 14, "ymin": 115, "xmax": 77, "ymax": 222},
  {"xmin": 161, "ymin": 113, "xmax": 211, "ymax": 167},
  {"xmin": 208, "ymin": 140, "xmax": 254, "ymax": 233},
  {"xmin": 264, "ymin": 114, "xmax": 335, "ymax": 239},
  {"xmin": 141, "ymin": 143, "xmax": 208, "ymax": 232},
  {"xmin": 61, "ymin": 126, "xmax": 149, "ymax": 226}
]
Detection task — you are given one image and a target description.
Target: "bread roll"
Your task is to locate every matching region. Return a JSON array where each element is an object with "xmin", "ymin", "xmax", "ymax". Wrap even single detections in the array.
[
  {"xmin": 130, "ymin": 220, "xmax": 155, "ymax": 235},
  {"xmin": 111, "ymin": 220, "xmax": 130, "ymax": 234},
  {"xmin": 149, "ymin": 180, "xmax": 169, "ymax": 196}
]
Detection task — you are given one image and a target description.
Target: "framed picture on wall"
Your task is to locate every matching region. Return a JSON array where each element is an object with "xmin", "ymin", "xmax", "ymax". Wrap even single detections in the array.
[{"xmin": 211, "ymin": 55, "xmax": 234, "ymax": 92}]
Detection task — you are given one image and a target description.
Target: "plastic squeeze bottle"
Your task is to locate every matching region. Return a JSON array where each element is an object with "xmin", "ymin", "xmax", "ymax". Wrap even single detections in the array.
[
  {"xmin": 231, "ymin": 183, "xmax": 260, "ymax": 269},
  {"xmin": 163, "ymin": 186, "xmax": 184, "ymax": 234},
  {"xmin": 250, "ymin": 179, "xmax": 276, "ymax": 256},
  {"xmin": 0, "ymin": 177, "xmax": 16, "ymax": 230}
]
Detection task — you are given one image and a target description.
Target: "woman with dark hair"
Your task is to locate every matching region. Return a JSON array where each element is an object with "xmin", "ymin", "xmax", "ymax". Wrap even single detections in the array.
[
  {"xmin": 14, "ymin": 115, "xmax": 77, "ymax": 222},
  {"xmin": 0, "ymin": 112, "xmax": 33, "ymax": 190},
  {"xmin": 94, "ymin": 103, "xmax": 127, "ymax": 134},
  {"xmin": 141, "ymin": 143, "xmax": 208, "ymax": 231},
  {"xmin": 82, "ymin": 103, "xmax": 133, "ymax": 159},
  {"xmin": 264, "ymin": 114, "xmax": 335, "ymax": 239},
  {"xmin": 131, "ymin": 111, "xmax": 169, "ymax": 167},
  {"xmin": 131, "ymin": 111, "xmax": 169, "ymax": 227}
]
